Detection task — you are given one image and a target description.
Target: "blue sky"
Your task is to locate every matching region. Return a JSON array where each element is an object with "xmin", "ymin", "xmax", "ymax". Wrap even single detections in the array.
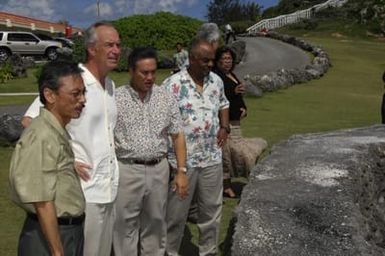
[{"xmin": 0, "ymin": 0, "xmax": 279, "ymax": 28}]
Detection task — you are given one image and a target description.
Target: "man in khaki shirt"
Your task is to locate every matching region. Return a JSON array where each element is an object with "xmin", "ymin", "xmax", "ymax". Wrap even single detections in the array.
[{"xmin": 9, "ymin": 61, "xmax": 86, "ymax": 256}]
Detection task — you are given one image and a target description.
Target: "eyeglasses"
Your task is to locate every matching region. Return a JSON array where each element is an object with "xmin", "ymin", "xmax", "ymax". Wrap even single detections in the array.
[{"xmin": 220, "ymin": 56, "xmax": 233, "ymax": 61}]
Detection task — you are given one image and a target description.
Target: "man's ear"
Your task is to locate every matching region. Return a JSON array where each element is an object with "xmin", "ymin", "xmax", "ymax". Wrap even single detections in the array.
[
  {"xmin": 87, "ymin": 46, "xmax": 97, "ymax": 58},
  {"xmin": 43, "ymin": 87, "xmax": 56, "ymax": 105}
]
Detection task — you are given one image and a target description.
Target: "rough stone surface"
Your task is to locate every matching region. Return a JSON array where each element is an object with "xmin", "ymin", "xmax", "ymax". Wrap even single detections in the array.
[
  {"xmin": 241, "ymin": 31, "xmax": 331, "ymax": 96},
  {"xmin": 229, "ymin": 40, "xmax": 246, "ymax": 64},
  {"xmin": 0, "ymin": 114, "xmax": 23, "ymax": 144},
  {"xmin": 232, "ymin": 125, "xmax": 385, "ymax": 256}
]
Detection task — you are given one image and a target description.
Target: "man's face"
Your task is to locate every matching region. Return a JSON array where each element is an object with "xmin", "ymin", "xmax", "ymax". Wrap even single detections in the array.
[
  {"xmin": 53, "ymin": 74, "xmax": 86, "ymax": 123},
  {"xmin": 176, "ymin": 44, "xmax": 182, "ymax": 52},
  {"xmin": 189, "ymin": 43, "xmax": 215, "ymax": 77},
  {"xmin": 130, "ymin": 58, "xmax": 157, "ymax": 95},
  {"xmin": 91, "ymin": 25, "xmax": 121, "ymax": 71}
]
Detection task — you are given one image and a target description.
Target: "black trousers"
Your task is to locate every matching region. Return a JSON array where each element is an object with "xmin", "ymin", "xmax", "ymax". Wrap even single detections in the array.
[{"xmin": 18, "ymin": 214, "xmax": 84, "ymax": 256}]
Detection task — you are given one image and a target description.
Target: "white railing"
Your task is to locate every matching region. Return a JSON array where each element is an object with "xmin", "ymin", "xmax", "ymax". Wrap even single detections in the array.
[{"xmin": 247, "ymin": 0, "xmax": 348, "ymax": 34}]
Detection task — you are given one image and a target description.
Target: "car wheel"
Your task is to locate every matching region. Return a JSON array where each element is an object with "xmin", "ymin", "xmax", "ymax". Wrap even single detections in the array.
[
  {"xmin": 46, "ymin": 47, "xmax": 58, "ymax": 61},
  {"xmin": 0, "ymin": 48, "xmax": 10, "ymax": 62}
]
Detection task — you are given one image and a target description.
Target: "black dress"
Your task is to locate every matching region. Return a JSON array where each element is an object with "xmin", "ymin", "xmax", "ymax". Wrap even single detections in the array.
[{"xmin": 213, "ymin": 68, "xmax": 246, "ymax": 121}]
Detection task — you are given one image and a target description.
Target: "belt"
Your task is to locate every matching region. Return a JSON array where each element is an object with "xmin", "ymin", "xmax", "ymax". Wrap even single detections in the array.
[
  {"xmin": 27, "ymin": 213, "xmax": 85, "ymax": 226},
  {"xmin": 119, "ymin": 156, "xmax": 165, "ymax": 166}
]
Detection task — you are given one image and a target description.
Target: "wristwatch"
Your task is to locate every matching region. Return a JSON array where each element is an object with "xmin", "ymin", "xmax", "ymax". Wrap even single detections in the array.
[
  {"xmin": 221, "ymin": 125, "xmax": 231, "ymax": 134},
  {"xmin": 177, "ymin": 167, "xmax": 187, "ymax": 173}
]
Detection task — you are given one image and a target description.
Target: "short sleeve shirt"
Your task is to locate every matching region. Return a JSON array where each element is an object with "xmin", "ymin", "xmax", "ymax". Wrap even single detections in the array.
[
  {"xmin": 22, "ymin": 64, "xmax": 119, "ymax": 204},
  {"xmin": 9, "ymin": 108, "xmax": 85, "ymax": 217},
  {"xmin": 163, "ymin": 69, "xmax": 229, "ymax": 168},
  {"xmin": 114, "ymin": 84, "xmax": 183, "ymax": 159},
  {"xmin": 173, "ymin": 49, "xmax": 189, "ymax": 70}
]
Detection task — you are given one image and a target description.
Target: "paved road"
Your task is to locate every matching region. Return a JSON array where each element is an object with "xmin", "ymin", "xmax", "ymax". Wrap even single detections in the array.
[
  {"xmin": 0, "ymin": 37, "xmax": 311, "ymax": 116},
  {"xmin": 234, "ymin": 37, "xmax": 310, "ymax": 81}
]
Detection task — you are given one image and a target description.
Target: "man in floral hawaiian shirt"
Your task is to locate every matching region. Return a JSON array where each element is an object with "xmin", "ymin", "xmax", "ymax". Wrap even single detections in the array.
[{"xmin": 163, "ymin": 37, "xmax": 230, "ymax": 256}]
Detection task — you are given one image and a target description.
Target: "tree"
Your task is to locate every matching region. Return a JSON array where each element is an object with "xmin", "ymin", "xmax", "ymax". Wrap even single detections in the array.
[{"xmin": 206, "ymin": 0, "xmax": 262, "ymax": 25}]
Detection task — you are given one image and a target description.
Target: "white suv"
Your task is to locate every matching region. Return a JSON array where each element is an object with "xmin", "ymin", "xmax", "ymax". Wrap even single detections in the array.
[{"xmin": 0, "ymin": 31, "xmax": 62, "ymax": 61}]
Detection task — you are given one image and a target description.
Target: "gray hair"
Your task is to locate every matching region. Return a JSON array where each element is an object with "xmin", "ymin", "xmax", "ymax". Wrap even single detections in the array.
[
  {"xmin": 196, "ymin": 23, "xmax": 220, "ymax": 43},
  {"xmin": 83, "ymin": 21, "xmax": 114, "ymax": 48}
]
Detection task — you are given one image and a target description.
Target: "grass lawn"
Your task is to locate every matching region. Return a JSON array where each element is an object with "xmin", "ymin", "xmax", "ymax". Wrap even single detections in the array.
[{"xmin": 0, "ymin": 31, "xmax": 384, "ymax": 255}]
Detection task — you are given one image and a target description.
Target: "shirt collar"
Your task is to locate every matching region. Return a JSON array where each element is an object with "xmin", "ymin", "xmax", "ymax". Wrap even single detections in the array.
[
  {"xmin": 184, "ymin": 69, "xmax": 214, "ymax": 90},
  {"xmin": 127, "ymin": 84, "xmax": 153, "ymax": 103},
  {"xmin": 39, "ymin": 107, "xmax": 71, "ymax": 140},
  {"xmin": 79, "ymin": 63, "xmax": 110, "ymax": 90}
]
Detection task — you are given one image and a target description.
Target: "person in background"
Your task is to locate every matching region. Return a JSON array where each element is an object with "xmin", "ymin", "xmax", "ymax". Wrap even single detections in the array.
[
  {"xmin": 9, "ymin": 61, "xmax": 86, "ymax": 256},
  {"xmin": 113, "ymin": 47, "xmax": 188, "ymax": 256},
  {"xmin": 163, "ymin": 37, "xmax": 229, "ymax": 256},
  {"xmin": 213, "ymin": 46, "xmax": 268, "ymax": 195},
  {"xmin": 224, "ymin": 23, "xmax": 236, "ymax": 44},
  {"xmin": 20, "ymin": 21, "xmax": 121, "ymax": 256},
  {"xmin": 381, "ymin": 70, "xmax": 385, "ymax": 124},
  {"xmin": 173, "ymin": 42, "xmax": 189, "ymax": 73}
]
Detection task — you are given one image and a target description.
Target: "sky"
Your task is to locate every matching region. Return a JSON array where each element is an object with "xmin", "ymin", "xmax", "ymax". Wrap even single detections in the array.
[{"xmin": 0, "ymin": 0, "xmax": 279, "ymax": 28}]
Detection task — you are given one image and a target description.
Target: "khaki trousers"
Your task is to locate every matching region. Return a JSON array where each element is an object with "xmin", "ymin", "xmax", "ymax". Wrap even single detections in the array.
[
  {"xmin": 113, "ymin": 159, "xmax": 169, "ymax": 256},
  {"xmin": 166, "ymin": 164, "xmax": 223, "ymax": 256},
  {"xmin": 83, "ymin": 202, "xmax": 115, "ymax": 256}
]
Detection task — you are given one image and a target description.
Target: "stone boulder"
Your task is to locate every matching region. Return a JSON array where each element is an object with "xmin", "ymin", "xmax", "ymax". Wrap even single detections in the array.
[
  {"xmin": 232, "ymin": 125, "xmax": 385, "ymax": 256},
  {"xmin": 229, "ymin": 40, "xmax": 246, "ymax": 64},
  {"xmin": 0, "ymin": 114, "xmax": 23, "ymax": 144}
]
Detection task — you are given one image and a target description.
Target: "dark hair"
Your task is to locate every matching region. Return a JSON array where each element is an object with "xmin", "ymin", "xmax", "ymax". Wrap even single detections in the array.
[
  {"xmin": 38, "ymin": 61, "xmax": 83, "ymax": 105},
  {"xmin": 128, "ymin": 47, "xmax": 158, "ymax": 70},
  {"xmin": 215, "ymin": 46, "xmax": 237, "ymax": 70}
]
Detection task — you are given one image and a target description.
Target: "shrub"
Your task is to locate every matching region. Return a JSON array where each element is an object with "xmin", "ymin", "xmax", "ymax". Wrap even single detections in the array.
[
  {"xmin": 0, "ymin": 60, "xmax": 13, "ymax": 83},
  {"xmin": 71, "ymin": 37, "xmax": 86, "ymax": 64},
  {"xmin": 112, "ymin": 12, "xmax": 203, "ymax": 50}
]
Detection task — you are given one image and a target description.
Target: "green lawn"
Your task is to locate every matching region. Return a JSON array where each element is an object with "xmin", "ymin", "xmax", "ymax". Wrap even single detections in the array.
[{"xmin": 0, "ymin": 33, "xmax": 384, "ymax": 255}]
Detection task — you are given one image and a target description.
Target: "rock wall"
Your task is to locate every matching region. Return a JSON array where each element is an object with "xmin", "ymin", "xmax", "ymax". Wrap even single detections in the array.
[
  {"xmin": 242, "ymin": 32, "xmax": 331, "ymax": 97},
  {"xmin": 232, "ymin": 125, "xmax": 385, "ymax": 255}
]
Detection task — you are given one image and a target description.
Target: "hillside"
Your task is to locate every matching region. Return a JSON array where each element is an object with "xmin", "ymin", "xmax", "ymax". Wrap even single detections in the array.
[{"xmin": 263, "ymin": 0, "xmax": 385, "ymax": 35}]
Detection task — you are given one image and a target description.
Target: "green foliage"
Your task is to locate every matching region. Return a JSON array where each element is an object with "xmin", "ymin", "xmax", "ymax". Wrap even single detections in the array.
[
  {"xmin": 112, "ymin": 12, "xmax": 203, "ymax": 50},
  {"xmin": 71, "ymin": 37, "xmax": 86, "ymax": 64},
  {"xmin": 284, "ymin": 18, "xmax": 319, "ymax": 31},
  {"xmin": 262, "ymin": 0, "xmax": 324, "ymax": 18},
  {"xmin": 0, "ymin": 61, "xmax": 13, "ymax": 83},
  {"xmin": 265, "ymin": 0, "xmax": 385, "ymax": 35},
  {"xmin": 207, "ymin": 0, "xmax": 262, "ymax": 25},
  {"xmin": 230, "ymin": 20, "xmax": 260, "ymax": 33}
]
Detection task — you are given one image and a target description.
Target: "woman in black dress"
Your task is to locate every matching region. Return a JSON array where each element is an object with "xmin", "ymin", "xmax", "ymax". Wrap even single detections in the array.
[{"xmin": 213, "ymin": 46, "xmax": 267, "ymax": 198}]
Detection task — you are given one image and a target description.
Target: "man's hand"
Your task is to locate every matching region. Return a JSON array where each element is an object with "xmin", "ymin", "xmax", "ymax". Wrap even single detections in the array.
[
  {"xmin": 74, "ymin": 161, "xmax": 92, "ymax": 181},
  {"xmin": 217, "ymin": 128, "xmax": 228, "ymax": 148},
  {"xmin": 172, "ymin": 172, "xmax": 189, "ymax": 200},
  {"xmin": 240, "ymin": 108, "xmax": 247, "ymax": 119}
]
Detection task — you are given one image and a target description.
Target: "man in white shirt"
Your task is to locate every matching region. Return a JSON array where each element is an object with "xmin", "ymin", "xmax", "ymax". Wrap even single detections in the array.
[{"xmin": 21, "ymin": 22, "xmax": 121, "ymax": 256}]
